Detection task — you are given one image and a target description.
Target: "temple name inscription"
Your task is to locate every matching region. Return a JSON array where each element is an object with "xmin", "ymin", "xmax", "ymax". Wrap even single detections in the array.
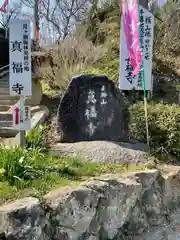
[
  {"xmin": 57, "ymin": 75, "xmax": 129, "ymax": 142},
  {"xmin": 84, "ymin": 85, "xmax": 108, "ymax": 136}
]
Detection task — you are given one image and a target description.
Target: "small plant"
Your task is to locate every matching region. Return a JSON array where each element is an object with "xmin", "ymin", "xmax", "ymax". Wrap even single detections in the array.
[
  {"xmin": 0, "ymin": 146, "xmax": 42, "ymax": 185},
  {"xmin": 145, "ymin": 156, "xmax": 159, "ymax": 169},
  {"xmin": 26, "ymin": 125, "xmax": 47, "ymax": 151}
]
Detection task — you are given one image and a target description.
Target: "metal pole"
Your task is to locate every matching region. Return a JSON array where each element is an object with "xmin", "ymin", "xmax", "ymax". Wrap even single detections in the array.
[{"xmin": 138, "ymin": 0, "xmax": 150, "ymax": 149}]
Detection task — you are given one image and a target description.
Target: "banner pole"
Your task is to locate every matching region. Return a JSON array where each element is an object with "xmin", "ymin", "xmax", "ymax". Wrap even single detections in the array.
[
  {"xmin": 144, "ymin": 95, "xmax": 150, "ymax": 147},
  {"xmin": 137, "ymin": 0, "xmax": 150, "ymax": 150}
]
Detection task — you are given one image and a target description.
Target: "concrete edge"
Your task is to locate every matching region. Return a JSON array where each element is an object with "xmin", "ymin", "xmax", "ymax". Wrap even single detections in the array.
[{"xmin": 29, "ymin": 105, "xmax": 50, "ymax": 132}]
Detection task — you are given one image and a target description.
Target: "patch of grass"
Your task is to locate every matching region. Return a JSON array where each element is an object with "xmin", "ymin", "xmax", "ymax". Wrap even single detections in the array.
[{"xmin": 0, "ymin": 146, "xmax": 147, "ymax": 205}]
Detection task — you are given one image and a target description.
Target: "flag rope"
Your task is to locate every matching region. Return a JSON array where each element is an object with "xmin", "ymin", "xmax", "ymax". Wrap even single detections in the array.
[{"xmin": 137, "ymin": 0, "xmax": 150, "ymax": 150}]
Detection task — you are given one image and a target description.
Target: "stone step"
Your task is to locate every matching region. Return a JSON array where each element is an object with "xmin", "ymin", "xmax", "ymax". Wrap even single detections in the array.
[
  {"xmin": 0, "ymin": 106, "xmax": 49, "ymax": 140},
  {"xmin": 0, "ymin": 105, "xmax": 10, "ymax": 111},
  {"xmin": 0, "ymin": 127, "xmax": 18, "ymax": 137},
  {"xmin": 0, "ymin": 81, "xmax": 9, "ymax": 85},
  {"xmin": 0, "ymin": 106, "xmax": 39, "ymax": 125},
  {"xmin": 0, "ymin": 80, "xmax": 9, "ymax": 83},
  {"xmin": 0, "ymin": 99, "xmax": 18, "ymax": 105},
  {"xmin": 0, "ymin": 85, "xmax": 9, "ymax": 88},
  {"xmin": 0, "ymin": 112, "xmax": 12, "ymax": 121},
  {"xmin": 0, "ymin": 121, "xmax": 13, "ymax": 127},
  {"xmin": 0, "ymin": 106, "xmax": 40, "ymax": 122},
  {"xmin": 0, "ymin": 95, "xmax": 18, "ymax": 100},
  {"xmin": 0, "ymin": 87, "xmax": 9, "ymax": 90},
  {"xmin": 0, "ymin": 88, "xmax": 9, "ymax": 95}
]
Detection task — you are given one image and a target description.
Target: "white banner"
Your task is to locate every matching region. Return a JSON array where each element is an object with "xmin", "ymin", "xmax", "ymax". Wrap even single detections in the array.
[
  {"xmin": 9, "ymin": 19, "xmax": 32, "ymax": 96},
  {"xmin": 119, "ymin": 6, "xmax": 154, "ymax": 91}
]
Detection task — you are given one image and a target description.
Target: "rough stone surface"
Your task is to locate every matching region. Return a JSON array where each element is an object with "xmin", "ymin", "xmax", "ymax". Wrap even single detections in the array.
[
  {"xmin": 0, "ymin": 197, "xmax": 48, "ymax": 240},
  {"xmin": 2, "ymin": 167, "xmax": 180, "ymax": 239},
  {"xmin": 57, "ymin": 75, "xmax": 129, "ymax": 142},
  {"xmin": 25, "ymin": 78, "xmax": 43, "ymax": 106}
]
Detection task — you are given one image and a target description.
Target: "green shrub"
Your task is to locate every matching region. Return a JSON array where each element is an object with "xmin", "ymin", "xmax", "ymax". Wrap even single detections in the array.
[{"xmin": 129, "ymin": 102, "xmax": 180, "ymax": 157}]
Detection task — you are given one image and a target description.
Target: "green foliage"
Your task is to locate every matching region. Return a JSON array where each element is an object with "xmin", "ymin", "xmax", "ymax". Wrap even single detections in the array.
[
  {"xmin": 0, "ymin": 145, "xmax": 146, "ymax": 204},
  {"xmin": 84, "ymin": 0, "xmax": 120, "ymax": 43},
  {"xmin": 153, "ymin": 1, "xmax": 180, "ymax": 74},
  {"xmin": 0, "ymin": 147, "xmax": 42, "ymax": 185},
  {"xmin": 0, "ymin": 126, "xmax": 48, "ymax": 186},
  {"xmin": 79, "ymin": 0, "xmax": 121, "ymax": 85},
  {"xmin": 84, "ymin": 58, "xmax": 120, "ymax": 85},
  {"xmin": 82, "ymin": 0, "xmax": 180, "ymax": 93},
  {"xmin": 25, "ymin": 125, "xmax": 47, "ymax": 151},
  {"xmin": 129, "ymin": 102, "xmax": 180, "ymax": 158}
]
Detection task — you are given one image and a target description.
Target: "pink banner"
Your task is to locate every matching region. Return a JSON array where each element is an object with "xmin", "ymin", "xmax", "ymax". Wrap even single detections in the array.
[
  {"xmin": 0, "ymin": 0, "xmax": 8, "ymax": 13},
  {"xmin": 121, "ymin": 0, "xmax": 142, "ymax": 76}
]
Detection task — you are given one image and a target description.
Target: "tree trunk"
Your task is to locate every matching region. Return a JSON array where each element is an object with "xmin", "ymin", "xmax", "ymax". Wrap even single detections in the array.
[{"xmin": 34, "ymin": 0, "xmax": 39, "ymax": 41}]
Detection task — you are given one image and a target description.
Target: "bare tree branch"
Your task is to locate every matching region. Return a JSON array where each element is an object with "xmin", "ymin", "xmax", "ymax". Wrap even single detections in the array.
[
  {"xmin": 20, "ymin": 0, "xmax": 93, "ymax": 40},
  {"xmin": 0, "ymin": 2, "xmax": 23, "ymax": 29}
]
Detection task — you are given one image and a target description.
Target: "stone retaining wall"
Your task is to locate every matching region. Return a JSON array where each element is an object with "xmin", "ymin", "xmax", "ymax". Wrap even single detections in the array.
[{"xmin": 1, "ymin": 166, "xmax": 180, "ymax": 239}]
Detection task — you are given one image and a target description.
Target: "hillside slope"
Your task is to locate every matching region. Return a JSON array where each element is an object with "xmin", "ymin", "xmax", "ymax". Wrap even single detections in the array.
[{"xmin": 80, "ymin": 1, "xmax": 180, "ymax": 103}]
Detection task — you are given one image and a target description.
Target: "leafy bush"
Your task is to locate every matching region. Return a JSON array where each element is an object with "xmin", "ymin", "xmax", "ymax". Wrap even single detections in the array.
[{"xmin": 129, "ymin": 102, "xmax": 180, "ymax": 157}]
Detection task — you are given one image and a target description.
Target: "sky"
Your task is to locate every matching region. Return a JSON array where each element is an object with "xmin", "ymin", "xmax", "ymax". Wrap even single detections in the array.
[
  {"xmin": 0, "ymin": 0, "xmax": 18, "ymax": 6},
  {"xmin": 0, "ymin": 0, "xmax": 35, "ymax": 38},
  {"xmin": 0, "ymin": 0, "xmax": 169, "ymax": 44},
  {"xmin": 0, "ymin": 0, "xmax": 56, "ymax": 43}
]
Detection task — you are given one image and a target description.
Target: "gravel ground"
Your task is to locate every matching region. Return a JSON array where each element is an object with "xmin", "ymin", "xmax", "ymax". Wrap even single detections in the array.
[
  {"xmin": 41, "ymin": 94, "xmax": 149, "ymax": 165},
  {"xmin": 50, "ymin": 141, "xmax": 149, "ymax": 165}
]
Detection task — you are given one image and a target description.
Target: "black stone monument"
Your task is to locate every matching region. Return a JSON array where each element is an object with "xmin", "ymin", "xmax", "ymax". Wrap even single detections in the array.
[{"xmin": 57, "ymin": 75, "xmax": 129, "ymax": 142}]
